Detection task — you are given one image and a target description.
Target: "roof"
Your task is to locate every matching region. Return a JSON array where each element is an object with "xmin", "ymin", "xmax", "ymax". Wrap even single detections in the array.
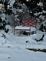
[
  {"xmin": 22, "ymin": 18, "xmax": 37, "ymax": 27},
  {"xmin": 15, "ymin": 26, "xmax": 30, "ymax": 30}
]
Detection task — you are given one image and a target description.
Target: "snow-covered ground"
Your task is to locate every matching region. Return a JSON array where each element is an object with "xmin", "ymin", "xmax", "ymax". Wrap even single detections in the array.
[
  {"xmin": 0, "ymin": 29, "xmax": 46, "ymax": 61},
  {"xmin": 0, "ymin": 0, "xmax": 46, "ymax": 61}
]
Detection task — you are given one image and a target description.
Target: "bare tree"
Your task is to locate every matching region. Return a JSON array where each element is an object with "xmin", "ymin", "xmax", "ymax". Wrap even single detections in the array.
[{"xmin": 10, "ymin": 13, "xmax": 15, "ymax": 35}]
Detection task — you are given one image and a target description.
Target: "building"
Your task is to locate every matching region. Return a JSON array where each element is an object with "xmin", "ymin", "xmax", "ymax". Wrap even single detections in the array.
[{"xmin": 22, "ymin": 18, "xmax": 37, "ymax": 27}]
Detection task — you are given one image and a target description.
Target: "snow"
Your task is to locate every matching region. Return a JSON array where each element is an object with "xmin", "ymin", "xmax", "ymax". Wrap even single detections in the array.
[
  {"xmin": 31, "ymin": 32, "xmax": 43, "ymax": 40},
  {"xmin": 0, "ymin": 0, "xmax": 46, "ymax": 61},
  {"xmin": 0, "ymin": 1, "xmax": 46, "ymax": 60},
  {"xmin": 0, "ymin": 29, "xmax": 46, "ymax": 61},
  {"xmin": 34, "ymin": 12, "xmax": 42, "ymax": 16},
  {"xmin": 43, "ymin": 10, "xmax": 46, "ymax": 13},
  {"xmin": 31, "ymin": 27, "xmax": 36, "ymax": 32},
  {"xmin": 5, "ymin": 25, "xmax": 12, "ymax": 30},
  {"xmin": 43, "ymin": 35, "xmax": 46, "ymax": 42},
  {"xmin": 37, "ymin": 2, "xmax": 43, "ymax": 7},
  {"xmin": 15, "ymin": 26, "xmax": 30, "ymax": 30},
  {"xmin": 10, "ymin": 0, "xmax": 15, "ymax": 6},
  {"xmin": 16, "ymin": 9, "xmax": 23, "ymax": 12},
  {"xmin": 39, "ymin": 15, "xmax": 45, "ymax": 20}
]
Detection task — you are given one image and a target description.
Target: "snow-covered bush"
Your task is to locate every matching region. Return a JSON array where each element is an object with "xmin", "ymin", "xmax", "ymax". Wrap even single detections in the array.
[{"xmin": 32, "ymin": 31, "xmax": 44, "ymax": 42}]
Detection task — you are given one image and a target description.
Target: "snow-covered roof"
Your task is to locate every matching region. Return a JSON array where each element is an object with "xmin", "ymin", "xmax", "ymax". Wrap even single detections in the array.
[{"xmin": 15, "ymin": 26, "xmax": 30, "ymax": 30}]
